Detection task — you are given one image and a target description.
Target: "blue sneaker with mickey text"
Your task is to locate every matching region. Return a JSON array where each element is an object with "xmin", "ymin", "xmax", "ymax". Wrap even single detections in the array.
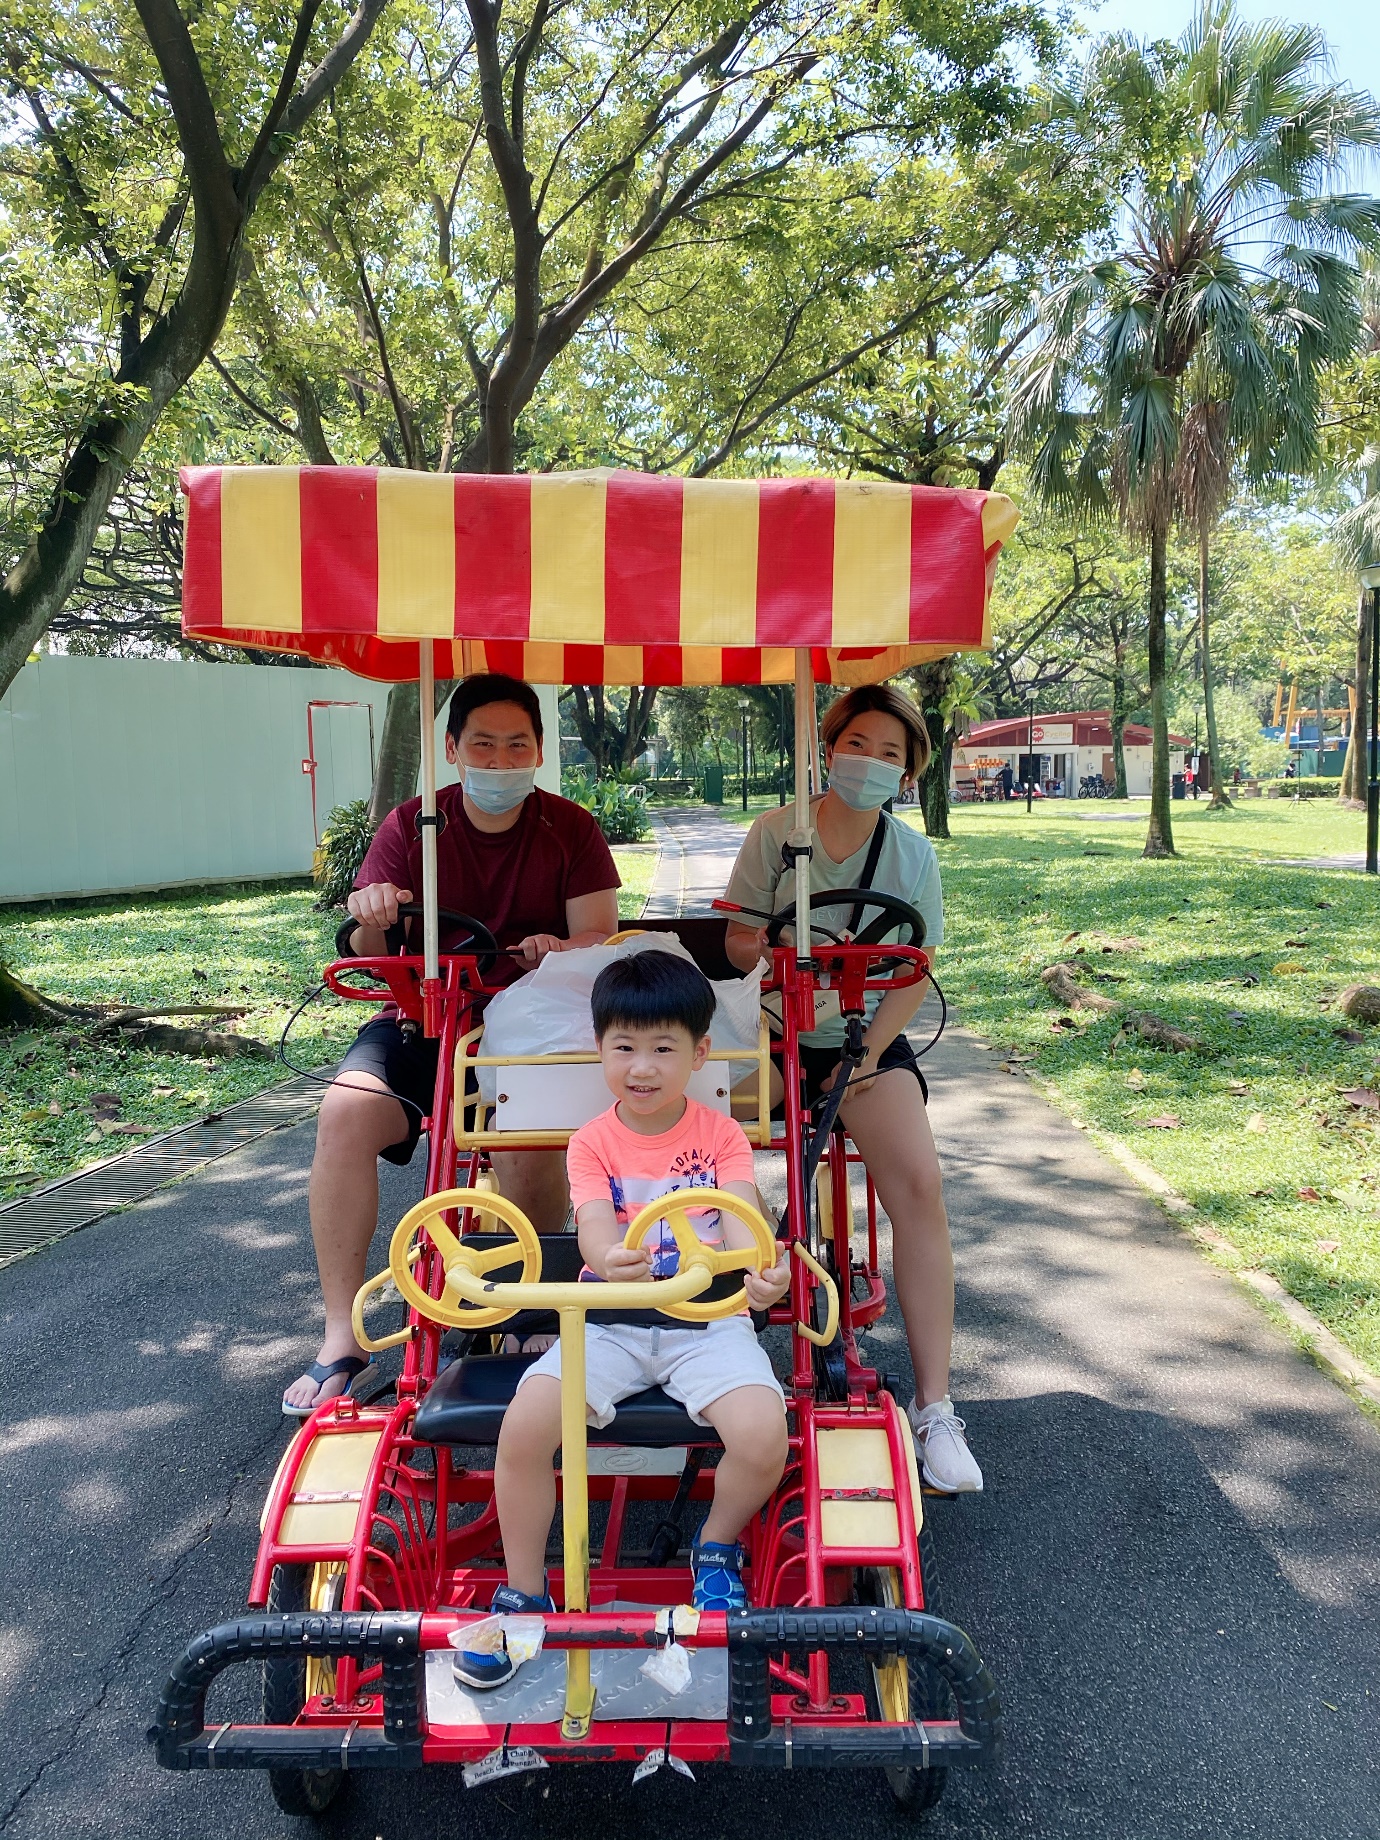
[
  {"xmin": 690, "ymin": 1536, "xmax": 746, "ymax": 1611},
  {"xmin": 452, "ymin": 1581, "xmax": 555, "ymax": 1690}
]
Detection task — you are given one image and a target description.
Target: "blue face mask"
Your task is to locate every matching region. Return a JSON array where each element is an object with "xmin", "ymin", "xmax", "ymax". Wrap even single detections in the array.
[
  {"xmin": 827, "ymin": 752, "xmax": 904, "ymax": 811},
  {"xmin": 463, "ymin": 764, "xmax": 536, "ymax": 815}
]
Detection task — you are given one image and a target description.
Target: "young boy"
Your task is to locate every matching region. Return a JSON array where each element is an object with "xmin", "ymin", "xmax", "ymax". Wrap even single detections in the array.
[{"xmin": 454, "ymin": 951, "xmax": 791, "ymax": 1690}]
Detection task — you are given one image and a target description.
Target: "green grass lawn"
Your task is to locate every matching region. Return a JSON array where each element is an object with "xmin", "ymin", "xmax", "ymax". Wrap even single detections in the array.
[
  {"xmin": 0, "ymin": 884, "xmax": 351, "ymax": 1199},
  {"xmin": 720, "ymin": 791, "xmax": 1380, "ymax": 1372},
  {"xmin": 614, "ymin": 841, "xmax": 657, "ymax": 920},
  {"xmin": 909, "ymin": 798, "xmax": 1380, "ymax": 1375},
  {"xmin": 1, "ymin": 842, "xmax": 655, "ymax": 1200}
]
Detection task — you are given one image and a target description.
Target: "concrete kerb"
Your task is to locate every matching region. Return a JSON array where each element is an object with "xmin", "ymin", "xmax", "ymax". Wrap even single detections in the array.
[
  {"xmin": 1014, "ymin": 1061, "xmax": 1380, "ymax": 1415},
  {"xmin": 644, "ymin": 807, "xmax": 686, "ymax": 917},
  {"xmin": 637, "ymin": 810, "xmax": 668, "ymax": 918}
]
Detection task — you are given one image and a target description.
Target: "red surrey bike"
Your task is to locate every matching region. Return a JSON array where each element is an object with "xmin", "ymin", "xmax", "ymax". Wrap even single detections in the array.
[{"xmin": 150, "ymin": 464, "xmax": 1016, "ymax": 1817}]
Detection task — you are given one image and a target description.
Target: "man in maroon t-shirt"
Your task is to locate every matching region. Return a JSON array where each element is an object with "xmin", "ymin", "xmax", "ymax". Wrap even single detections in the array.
[{"xmin": 283, "ymin": 674, "xmax": 620, "ymax": 1414}]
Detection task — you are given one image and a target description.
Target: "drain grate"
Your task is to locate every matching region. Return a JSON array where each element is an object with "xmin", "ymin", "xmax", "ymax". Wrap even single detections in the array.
[{"xmin": 0, "ymin": 1071, "xmax": 330, "ymax": 1269}]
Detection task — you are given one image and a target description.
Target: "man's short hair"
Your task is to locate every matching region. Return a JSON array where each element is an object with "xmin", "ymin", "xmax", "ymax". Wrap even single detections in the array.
[
  {"xmin": 446, "ymin": 673, "xmax": 543, "ymax": 745},
  {"xmin": 591, "ymin": 951, "xmax": 715, "ymax": 1042}
]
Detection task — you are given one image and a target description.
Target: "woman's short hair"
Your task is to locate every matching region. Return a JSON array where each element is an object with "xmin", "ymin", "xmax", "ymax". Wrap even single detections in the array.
[
  {"xmin": 591, "ymin": 950, "xmax": 715, "ymax": 1042},
  {"xmin": 820, "ymin": 683, "xmax": 931, "ymax": 780}
]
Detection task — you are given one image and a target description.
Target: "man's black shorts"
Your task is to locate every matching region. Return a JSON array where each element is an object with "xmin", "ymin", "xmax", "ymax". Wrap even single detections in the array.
[
  {"xmin": 336, "ymin": 1017, "xmax": 441, "ymax": 1165},
  {"xmin": 796, "ymin": 1035, "xmax": 928, "ymax": 1111}
]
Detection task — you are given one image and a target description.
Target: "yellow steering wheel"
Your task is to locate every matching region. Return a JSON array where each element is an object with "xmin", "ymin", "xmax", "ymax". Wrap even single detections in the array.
[
  {"xmin": 623, "ymin": 1187, "xmax": 777, "ymax": 1324},
  {"xmin": 388, "ymin": 1188, "xmax": 543, "ymax": 1329}
]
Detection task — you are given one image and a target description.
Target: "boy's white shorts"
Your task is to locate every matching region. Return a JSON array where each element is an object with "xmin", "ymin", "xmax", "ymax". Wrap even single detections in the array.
[{"xmin": 517, "ymin": 1315, "xmax": 784, "ymax": 1429}]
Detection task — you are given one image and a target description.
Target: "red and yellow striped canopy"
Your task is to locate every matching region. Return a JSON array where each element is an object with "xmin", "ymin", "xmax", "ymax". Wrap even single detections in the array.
[{"xmin": 180, "ymin": 466, "xmax": 1016, "ymax": 685}]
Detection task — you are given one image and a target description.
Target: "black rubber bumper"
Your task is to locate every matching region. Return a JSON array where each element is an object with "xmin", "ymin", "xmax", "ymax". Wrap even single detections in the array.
[
  {"xmin": 150, "ymin": 1605, "xmax": 1001, "ymax": 1774},
  {"xmin": 149, "ymin": 1612, "xmax": 425, "ymax": 1772},
  {"xmin": 726, "ymin": 1607, "xmax": 1002, "ymax": 1768}
]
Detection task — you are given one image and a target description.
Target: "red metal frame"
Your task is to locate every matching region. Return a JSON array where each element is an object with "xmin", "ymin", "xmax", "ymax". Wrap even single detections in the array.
[{"xmin": 238, "ymin": 937, "xmax": 940, "ymax": 1751}]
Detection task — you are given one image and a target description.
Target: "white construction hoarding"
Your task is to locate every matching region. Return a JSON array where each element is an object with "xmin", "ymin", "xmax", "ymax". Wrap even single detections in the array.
[{"xmin": 0, "ymin": 657, "xmax": 559, "ymax": 902}]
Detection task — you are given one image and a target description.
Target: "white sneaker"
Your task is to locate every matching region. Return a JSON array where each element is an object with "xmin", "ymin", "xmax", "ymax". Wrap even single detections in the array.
[{"xmin": 907, "ymin": 1396, "xmax": 983, "ymax": 1493}]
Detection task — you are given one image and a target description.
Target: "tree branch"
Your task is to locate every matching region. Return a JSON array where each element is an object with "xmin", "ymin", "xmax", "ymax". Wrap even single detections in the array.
[
  {"xmin": 510, "ymin": 0, "xmax": 550, "ymax": 153},
  {"xmin": 514, "ymin": 58, "xmax": 815, "ymax": 423},
  {"xmin": 343, "ymin": 218, "xmax": 420, "ymax": 468},
  {"xmin": 14, "ymin": 78, "xmax": 123, "ymax": 273},
  {"xmin": 241, "ymin": 0, "xmax": 392, "ymax": 210},
  {"xmin": 466, "ymin": 0, "xmax": 543, "ymax": 470},
  {"xmin": 208, "ymin": 353, "xmax": 300, "ymax": 442},
  {"xmin": 238, "ymin": 0, "xmax": 326, "ymax": 201},
  {"xmin": 130, "ymin": 0, "xmax": 241, "ymax": 252}
]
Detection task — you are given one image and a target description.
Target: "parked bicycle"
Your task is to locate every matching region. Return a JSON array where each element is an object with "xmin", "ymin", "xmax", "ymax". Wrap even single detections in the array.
[{"xmin": 1077, "ymin": 774, "xmax": 1110, "ymax": 799}]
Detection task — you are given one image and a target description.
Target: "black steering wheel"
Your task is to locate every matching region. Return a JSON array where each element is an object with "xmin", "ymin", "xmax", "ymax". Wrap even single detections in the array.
[
  {"xmin": 764, "ymin": 886, "xmax": 927, "ymax": 952},
  {"xmin": 388, "ymin": 902, "xmax": 499, "ymax": 975}
]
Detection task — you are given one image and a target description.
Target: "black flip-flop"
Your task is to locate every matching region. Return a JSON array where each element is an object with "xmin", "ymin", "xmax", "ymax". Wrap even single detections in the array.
[{"xmin": 281, "ymin": 1354, "xmax": 373, "ymax": 1419}]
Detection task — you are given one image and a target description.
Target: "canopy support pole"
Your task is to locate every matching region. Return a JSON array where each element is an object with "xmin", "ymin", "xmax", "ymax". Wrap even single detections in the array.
[
  {"xmin": 791, "ymin": 649, "xmax": 814, "ymax": 969},
  {"xmin": 418, "ymin": 644, "xmax": 442, "ymax": 1037}
]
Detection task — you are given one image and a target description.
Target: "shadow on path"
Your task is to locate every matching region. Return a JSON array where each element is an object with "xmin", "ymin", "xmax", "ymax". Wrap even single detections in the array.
[{"xmin": 2, "ymin": 809, "xmax": 1378, "ymax": 1840}]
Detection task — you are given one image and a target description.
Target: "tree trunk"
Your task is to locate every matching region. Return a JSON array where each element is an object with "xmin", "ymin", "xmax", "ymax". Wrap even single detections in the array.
[
  {"xmin": 0, "ymin": 0, "xmax": 388, "ymax": 704},
  {"xmin": 1143, "ymin": 521, "xmax": 1176, "ymax": 858},
  {"xmin": 366, "ymin": 676, "xmax": 456, "ymax": 828},
  {"xmin": 1340, "ymin": 586, "xmax": 1371, "ymax": 805},
  {"xmin": 1110, "ymin": 646, "xmax": 1130, "ymax": 798},
  {"xmin": 566, "ymin": 686, "xmax": 613, "ymax": 772},
  {"xmin": 0, "ymin": 962, "xmax": 82, "ymax": 1029},
  {"xmin": 1315, "ymin": 682, "xmax": 1327, "ymax": 784},
  {"xmin": 619, "ymin": 686, "xmax": 659, "ymax": 767},
  {"xmin": 563, "ymin": 684, "xmax": 660, "ymax": 774},
  {"xmin": 0, "ymin": 382, "xmax": 194, "ymax": 701},
  {"xmin": 368, "ymin": 684, "xmax": 423, "ymax": 828},
  {"xmin": 912, "ymin": 659, "xmax": 952, "ymax": 841},
  {"xmin": 1198, "ymin": 526, "xmax": 1232, "ymax": 809}
]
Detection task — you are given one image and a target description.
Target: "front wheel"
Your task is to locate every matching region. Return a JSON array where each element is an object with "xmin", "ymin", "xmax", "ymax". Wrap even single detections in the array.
[
  {"xmin": 858, "ymin": 1531, "xmax": 950, "ymax": 1815},
  {"xmin": 263, "ymin": 1564, "xmax": 346, "ymax": 1817}
]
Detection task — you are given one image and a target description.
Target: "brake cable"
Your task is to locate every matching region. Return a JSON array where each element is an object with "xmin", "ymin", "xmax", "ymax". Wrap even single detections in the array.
[{"xmin": 275, "ymin": 980, "xmax": 429, "ymax": 1119}]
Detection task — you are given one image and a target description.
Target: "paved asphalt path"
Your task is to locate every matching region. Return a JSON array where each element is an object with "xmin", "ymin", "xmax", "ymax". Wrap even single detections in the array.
[
  {"xmin": 4, "ymin": 833, "xmax": 1380, "ymax": 1838},
  {"xmin": 644, "ymin": 803, "xmax": 750, "ymax": 916}
]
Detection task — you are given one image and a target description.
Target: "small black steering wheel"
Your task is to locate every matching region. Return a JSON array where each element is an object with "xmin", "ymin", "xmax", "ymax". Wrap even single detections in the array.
[
  {"xmin": 388, "ymin": 902, "xmax": 499, "ymax": 976},
  {"xmin": 764, "ymin": 886, "xmax": 927, "ymax": 952}
]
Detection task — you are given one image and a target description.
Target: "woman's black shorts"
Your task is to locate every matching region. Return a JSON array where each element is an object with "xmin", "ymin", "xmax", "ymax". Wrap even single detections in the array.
[{"xmin": 795, "ymin": 1034, "xmax": 928, "ymax": 1111}]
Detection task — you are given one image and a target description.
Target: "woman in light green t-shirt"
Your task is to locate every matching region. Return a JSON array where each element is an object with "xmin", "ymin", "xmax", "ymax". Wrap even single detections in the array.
[{"xmin": 723, "ymin": 684, "xmax": 981, "ymax": 1494}]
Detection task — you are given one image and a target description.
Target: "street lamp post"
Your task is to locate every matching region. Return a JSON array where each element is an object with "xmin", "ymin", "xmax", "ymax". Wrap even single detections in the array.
[
  {"xmin": 739, "ymin": 697, "xmax": 751, "ymax": 812},
  {"xmin": 1362, "ymin": 565, "xmax": 1380, "ymax": 875},
  {"xmin": 777, "ymin": 684, "xmax": 787, "ymax": 805},
  {"xmin": 1026, "ymin": 694, "xmax": 1035, "ymax": 815}
]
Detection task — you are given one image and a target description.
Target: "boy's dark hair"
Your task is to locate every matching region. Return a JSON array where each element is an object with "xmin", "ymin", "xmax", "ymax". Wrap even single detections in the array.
[
  {"xmin": 591, "ymin": 950, "xmax": 715, "ymax": 1042},
  {"xmin": 446, "ymin": 673, "xmax": 543, "ymax": 745}
]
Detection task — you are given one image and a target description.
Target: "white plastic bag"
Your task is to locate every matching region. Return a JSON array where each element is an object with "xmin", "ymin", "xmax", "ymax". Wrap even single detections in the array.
[
  {"xmin": 476, "ymin": 935, "xmax": 762, "ymax": 1100},
  {"xmin": 448, "ymin": 1614, "xmax": 547, "ymax": 1667},
  {"xmin": 639, "ymin": 1639, "xmax": 693, "ymax": 1696}
]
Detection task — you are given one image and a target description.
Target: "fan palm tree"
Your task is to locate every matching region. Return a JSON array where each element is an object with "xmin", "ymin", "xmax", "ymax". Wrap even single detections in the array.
[
  {"xmin": 1176, "ymin": 393, "xmax": 1235, "ymax": 807},
  {"xmin": 1334, "ymin": 257, "xmax": 1380, "ymax": 806},
  {"xmin": 1011, "ymin": 1, "xmax": 1380, "ymax": 855}
]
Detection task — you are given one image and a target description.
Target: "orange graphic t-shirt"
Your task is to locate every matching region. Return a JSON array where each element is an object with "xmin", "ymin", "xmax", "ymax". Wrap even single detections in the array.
[{"xmin": 566, "ymin": 1098, "xmax": 757, "ymax": 1279}]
